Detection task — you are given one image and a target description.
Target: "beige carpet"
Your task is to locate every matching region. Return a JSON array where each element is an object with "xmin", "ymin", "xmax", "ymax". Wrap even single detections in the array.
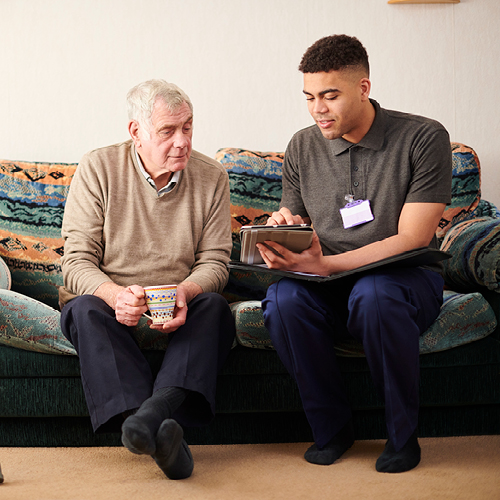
[{"xmin": 2, "ymin": 436, "xmax": 500, "ymax": 500}]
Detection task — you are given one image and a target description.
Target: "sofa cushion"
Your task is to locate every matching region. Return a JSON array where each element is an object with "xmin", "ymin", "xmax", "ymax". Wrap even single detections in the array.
[
  {"xmin": 216, "ymin": 148, "xmax": 284, "ymax": 302},
  {"xmin": 0, "ymin": 159, "xmax": 77, "ymax": 309},
  {"xmin": 436, "ymin": 143, "xmax": 481, "ymax": 240},
  {"xmin": 0, "ymin": 255, "xmax": 11, "ymax": 290},
  {"xmin": 230, "ymin": 289, "xmax": 497, "ymax": 356},
  {"xmin": 419, "ymin": 289, "xmax": 497, "ymax": 353},
  {"xmin": 0, "ymin": 289, "xmax": 175, "ymax": 355},
  {"xmin": 0, "ymin": 289, "xmax": 76, "ymax": 355},
  {"xmin": 440, "ymin": 217, "xmax": 500, "ymax": 293}
]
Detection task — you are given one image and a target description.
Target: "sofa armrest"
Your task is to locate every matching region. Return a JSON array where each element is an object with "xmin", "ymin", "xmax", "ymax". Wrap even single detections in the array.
[{"xmin": 440, "ymin": 216, "xmax": 500, "ymax": 293}]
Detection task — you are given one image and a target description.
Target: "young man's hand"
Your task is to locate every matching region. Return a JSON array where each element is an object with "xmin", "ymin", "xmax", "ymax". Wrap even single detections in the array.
[
  {"xmin": 266, "ymin": 207, "xmax": 310, "ymax": 226},
  {"xmin": 257, "ymin": 230, "xmax": 330, "ymax": 276}
]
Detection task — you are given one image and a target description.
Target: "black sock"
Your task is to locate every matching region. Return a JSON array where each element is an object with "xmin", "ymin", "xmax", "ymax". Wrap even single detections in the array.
[
  {"xmin": 304, "ymin": 421, "xmax": 355, "ymax": 465},
  {"xmin": 121, "ymin": 387, "xmax": 187, "ymax": 455},
  {"xmin": 153, "ymin": 419, "xmax": 194, "ymax": 480},
  {"xmin": 376, "ymin": 430, "xmax": 421, "ymax": 473}
]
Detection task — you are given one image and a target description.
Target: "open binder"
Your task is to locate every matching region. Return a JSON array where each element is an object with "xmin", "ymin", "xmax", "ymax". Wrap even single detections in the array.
[{"xmin": 228, "ymin": 247, "xmax": 452, "ymax": 282}]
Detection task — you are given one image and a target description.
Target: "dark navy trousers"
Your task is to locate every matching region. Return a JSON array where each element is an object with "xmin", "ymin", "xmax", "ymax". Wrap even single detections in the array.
[
  {"xmin": 262, "ymin": 267, "xmax": 444, "ymax": 451},
  {"xmin": 61, "ymin": 293, "xmax": 235, "ymax": 433}
]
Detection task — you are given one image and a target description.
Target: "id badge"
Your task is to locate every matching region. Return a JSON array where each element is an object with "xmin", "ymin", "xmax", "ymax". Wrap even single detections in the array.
[{"xmin": 340, "ymin": 199, "xmax": 374, "ymax": 229}]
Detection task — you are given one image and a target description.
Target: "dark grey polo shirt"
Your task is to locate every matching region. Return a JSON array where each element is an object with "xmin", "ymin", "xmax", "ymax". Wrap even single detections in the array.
[{"xmin": 281, "ymin": 99, "xmax": 452, "ymax": 256}]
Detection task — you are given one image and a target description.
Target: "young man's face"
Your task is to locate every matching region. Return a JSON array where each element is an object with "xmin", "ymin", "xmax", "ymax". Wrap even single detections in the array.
[
  {"xmin": 303, "ymin": 69, "xmax": 371, "ymax": 144},
  {"xmin": 131, "ymin": 99, "xmax": 193, "ymax": 178}
]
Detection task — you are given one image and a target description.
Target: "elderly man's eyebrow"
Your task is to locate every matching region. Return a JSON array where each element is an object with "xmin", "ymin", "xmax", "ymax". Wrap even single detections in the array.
[{"xmin": 157, "ymin": 116, "xmax": 193, "ymax": 132}]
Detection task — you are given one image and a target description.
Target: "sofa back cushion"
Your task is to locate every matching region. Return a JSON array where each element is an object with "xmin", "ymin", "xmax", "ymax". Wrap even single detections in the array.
[
  {"xmin": 215, "ymin": 148, "xmax": 284, "ymax": 301},
  {"xmin": 0, "ymin": 160, "xmax": 76, "ymax": 309},
  {"xmin": 0, "ymin": 142, "xmax": 487, "ymax": 308},
  {"xmin": 217, "ymin": 142, "xmax": 485, "ymax": 301}
]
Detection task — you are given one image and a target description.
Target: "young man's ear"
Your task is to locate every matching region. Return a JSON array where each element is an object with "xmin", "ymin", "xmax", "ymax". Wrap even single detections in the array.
[{"xmin": 360, "ymin": 78, "xmax": 371, "ymax": 102}]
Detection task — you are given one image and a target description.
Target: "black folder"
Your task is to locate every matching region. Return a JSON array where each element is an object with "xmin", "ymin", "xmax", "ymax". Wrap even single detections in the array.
[{"xmin": 228, "ymin": 247, "xmax": 451, "ymax": 282}]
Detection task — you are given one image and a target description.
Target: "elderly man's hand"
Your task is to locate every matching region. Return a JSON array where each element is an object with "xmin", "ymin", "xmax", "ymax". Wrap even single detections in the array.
[
  {"xmin": 147, "ymin": 281, "xmax": 203, "ymax": 333},
  {"xmin": 114, "ymin": 285, "xmax": 148, "ymax": 327}
]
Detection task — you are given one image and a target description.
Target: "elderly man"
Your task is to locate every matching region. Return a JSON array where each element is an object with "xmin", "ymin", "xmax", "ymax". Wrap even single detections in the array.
[
  {"xmin": 259, "ymin": 35, "xmax": 451, "ymax": 473},
  {"xmin": 59, "ymin": 79, "xmax": 235, "ymax": 479}
]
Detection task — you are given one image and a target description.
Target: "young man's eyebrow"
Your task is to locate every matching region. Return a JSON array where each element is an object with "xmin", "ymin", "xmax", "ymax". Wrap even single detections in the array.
[
  {"xmin": 320, "ymin": 88, "xmax": 340, "ymax": 96},
  {"xmin": 302, "ymin": 89, "xmax": 340, "ymax": 97}
]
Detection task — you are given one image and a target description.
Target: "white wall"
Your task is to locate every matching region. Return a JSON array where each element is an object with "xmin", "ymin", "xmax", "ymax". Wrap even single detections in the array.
[{"xmin": 1, "ymin": 0, "xmax": 499, "ymax": 206}]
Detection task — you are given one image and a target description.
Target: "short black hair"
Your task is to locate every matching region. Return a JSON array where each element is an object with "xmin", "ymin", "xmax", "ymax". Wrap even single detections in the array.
[{"xmin": 299, "ymin": 35, "xmax": 369, "ymax": 76}]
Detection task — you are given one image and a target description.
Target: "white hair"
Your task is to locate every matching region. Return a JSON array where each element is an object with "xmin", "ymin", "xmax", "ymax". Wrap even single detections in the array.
[{"xmin": 126, "ymin": 79, "xmax": 193, "ymax": 134}]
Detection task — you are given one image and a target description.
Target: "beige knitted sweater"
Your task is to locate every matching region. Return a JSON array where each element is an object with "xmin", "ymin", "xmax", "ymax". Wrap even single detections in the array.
[{"xmin": 60, "ymin": 140, "xmax": 231, "ymax": 303}]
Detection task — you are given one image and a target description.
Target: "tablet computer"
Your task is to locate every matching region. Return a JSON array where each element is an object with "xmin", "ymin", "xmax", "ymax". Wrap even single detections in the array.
[{"xmin": 239, "ymin": 224, "xmax": 313, "ymax": 265}]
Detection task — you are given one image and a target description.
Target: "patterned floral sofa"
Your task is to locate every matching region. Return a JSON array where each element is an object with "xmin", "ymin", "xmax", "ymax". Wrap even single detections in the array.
[{"xmin": 0, "ymin": 143, "xmax": 499, "ymax": 446}]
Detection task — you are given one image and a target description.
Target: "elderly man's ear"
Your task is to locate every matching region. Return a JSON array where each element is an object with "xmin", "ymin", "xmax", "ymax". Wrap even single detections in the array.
[{"xmin": 128, "ymin": 120, "xmax": 141, "ymax": 147}]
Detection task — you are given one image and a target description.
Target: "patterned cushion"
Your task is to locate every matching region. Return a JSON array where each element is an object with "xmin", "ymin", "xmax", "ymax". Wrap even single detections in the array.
[
  {"xmin": 0, "ymin": 289, "xmax": 173, "ymax": 355},
  {"xmin": 0, "ymin": 256, "xmax": 11, "ymax": 290},
  {"xmin": 230, "ymin": 290, "xmax": 497, "ymax": 355},
  {"xmin": 440, "ymin": 217, "xmax": 500, "ymax": 292},
  {"xmin": 216, "ymin": 148, "xmax": 284, "ymax": 302},
  {"xmin": 230, "ymin": 301, "xmax": 273, "ymax": 350},
  {"xmin": 0, "ymin": 159, "xmax": 77, "ymax": 309},
  {"xmin": 436, "ymin": 143, "xmax": 481, "ymax": 240},
  {"xmin": 419, "ymin": 289, "xmax": 497, "ymax": 353},
  {"xmin": 0, "ymin": 289, "xmax": 76, "ymax": 355}
]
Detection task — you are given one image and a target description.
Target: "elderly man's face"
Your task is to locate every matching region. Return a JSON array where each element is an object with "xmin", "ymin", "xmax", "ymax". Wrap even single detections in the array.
[{"xmin": 131, "ymin": 99, "xmax": 193, "ymax": 182}]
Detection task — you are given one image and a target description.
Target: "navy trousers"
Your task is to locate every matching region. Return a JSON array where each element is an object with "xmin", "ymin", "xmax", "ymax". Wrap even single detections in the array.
[
  {"xmin": 262, "ymin": 267, "xmax": 444, "ymax": 451},
  {"xmin": 61, "ymin": 292, "xmax": 235, "ymax": 433}
]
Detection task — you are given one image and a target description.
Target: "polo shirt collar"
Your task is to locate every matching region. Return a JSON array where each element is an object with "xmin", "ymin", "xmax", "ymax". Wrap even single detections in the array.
[{"xmin": 329, "ymin": 99, "xmax": 385, "ymax": 155}]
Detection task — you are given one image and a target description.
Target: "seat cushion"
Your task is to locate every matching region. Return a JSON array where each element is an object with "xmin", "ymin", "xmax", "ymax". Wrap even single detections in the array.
[
  {"xmin": 230, "ymin": 289, "xmax": 497, "ymax": 356},
  {"xmin": 0, "ymin": 289, "xmax": 76, "ymax": 355}
]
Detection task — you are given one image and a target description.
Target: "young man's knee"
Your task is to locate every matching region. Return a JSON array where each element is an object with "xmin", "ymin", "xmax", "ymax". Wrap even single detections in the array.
[{"xmin": 264, "ymin": 279, "xmax": 308, "ymax": 314}]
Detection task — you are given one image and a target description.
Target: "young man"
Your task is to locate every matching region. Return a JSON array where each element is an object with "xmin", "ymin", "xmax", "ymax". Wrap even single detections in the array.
[
  {"xmin": 60, "ymin": 80, "xmax": 235, "ymax": 479},
  {"xmin": 258, "ymin": 35, "xmax": 452, "ymax": 473}
]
